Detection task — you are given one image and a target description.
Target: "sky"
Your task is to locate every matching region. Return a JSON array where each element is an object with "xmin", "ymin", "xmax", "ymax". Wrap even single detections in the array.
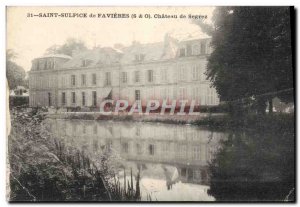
[{"xmin": 7, "ymin": 7, "xmax": 214, "ymax": 71}]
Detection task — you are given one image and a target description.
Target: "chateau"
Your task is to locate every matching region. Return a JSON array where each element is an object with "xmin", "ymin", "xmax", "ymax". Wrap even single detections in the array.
[{"xmin": 28, "ymin": 34, "xmax": 219, "ymax": 109}]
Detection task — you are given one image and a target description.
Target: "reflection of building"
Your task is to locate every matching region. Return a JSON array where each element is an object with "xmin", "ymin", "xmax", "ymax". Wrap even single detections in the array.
[
  {"xmin": 29, "ymin": 34, "xmax": 219, "ymax": 108},
  {"xmin": 9, "ymin": 85, "xmax": 29, "ymax": 107},
  {"xmin": 46, "ymin": 119, "xmax": 224, "ymax": 185}
]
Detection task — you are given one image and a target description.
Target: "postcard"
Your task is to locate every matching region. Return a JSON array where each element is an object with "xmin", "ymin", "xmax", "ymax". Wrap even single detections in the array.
[{"xmin": 6, "ymin": 6, "xmax": 295, "ymax": 202}]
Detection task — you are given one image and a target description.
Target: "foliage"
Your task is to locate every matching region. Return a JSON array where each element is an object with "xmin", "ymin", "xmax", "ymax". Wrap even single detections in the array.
[
  {"xmin": 194, "ymin": 7, "xmax": 294, "ymax": 113},
  {"xmin": 9, "ymin": 96, "xmax": 29, "ymax": 109},
  {"xmin": 6, "ymin": 49, "xmax": 27, "ymax": 90},
  {"xmin": 8, "ymin": 108, "xmax": 140, "ymax": 201},
  {"xmin": 110, "ymin": 169, "xmax": 141, "ymax": 201},
  {"xmin": 45, "ymin": 38, "xmax": 87, "ymax": 56}
]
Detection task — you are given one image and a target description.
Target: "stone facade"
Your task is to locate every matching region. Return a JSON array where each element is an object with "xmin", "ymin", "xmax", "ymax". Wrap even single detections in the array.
[{"xmin": 29, "ymin": 35, "xmax": 219, "ymax": 108}]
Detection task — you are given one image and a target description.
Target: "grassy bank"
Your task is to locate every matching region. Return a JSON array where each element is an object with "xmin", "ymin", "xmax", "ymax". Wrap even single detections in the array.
[{"xmin": 8, "ymin": 108, "xmax": 141, "ymax": 202}]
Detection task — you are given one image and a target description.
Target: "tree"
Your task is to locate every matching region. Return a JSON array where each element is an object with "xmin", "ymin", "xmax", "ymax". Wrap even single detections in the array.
[
  {"xmin": 194, "ymin": 7, "xmax": 293, "ymax": 114},
  {"xmin": 6, "ymin": 49, "xmax": 26, "ymax": 90},
  {"xmin": 45, "ymin": 38, "xmax": 87, "ymax": 56}
]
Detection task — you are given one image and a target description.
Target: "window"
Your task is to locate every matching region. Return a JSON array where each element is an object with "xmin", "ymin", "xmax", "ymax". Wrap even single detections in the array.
[
  {"xmin": 178, "ymin": 144, "xmax": 187, "ymax": 158},
  {"xmin": 52, "ymin": 60, "xmax": 55, "ymax": 69},
  {"xmin": 92, "ymin": 73, "xmax": 97, "ymax": 85},
  {"xmin": 122, "ymin": 142, "xmax": 129, "ymax": 153},
  {"xmin": 82, "ymin": 92, "xmax": 86, "ymax": 106},
  {"xmin": 179, "ymin": 66, "xmax": 186, "ymax": 81},
  {"xmin": 135, "ymin": 54, "xmax": 145, "ymax": 62},
  {"xmin": 179, "ymin": 87, "xmax": 187, "ymax": 100},
  {"xmin": 134, "ymin": 71, "xmax": 140, "ymax": 83},
  {"xmin": 71, "ymin": 75, "xmax": 76, "ymax": 86},
  {"xmin": 192, "ymin": 65, "xmax": 200, "ymax": 80},
  {"xmin": 47, "ymin": 61, "xmax": 51, "ymax": 69},
  {"xmin": 82, "ymin": 59, "xmax": 90, "ymax": 67},
  {"xmin": 193, "ymin": 146, "xmax": 201, "ymax": 160},
  {"xmin": 61, "ymin": 76, "xmax": 65, "ymax": 88},
  {"xmin": 179, "ymin": 48, "xmax": 186, "ymax": 57},
  {"xmin": 205, "ymin": 87, "xmax": 214, "ymax": 105},
  {"xmin": 181, "ymin": 168, "xmax": 187, "ymax": 177},
  {"xmin": 193, "ymin": 170, "xmax": 202, "ymax": 180},
  {"xmin": 186, "ymin": 44, "xmax": 192, "ymax": 56},
  {"xmin": 149, "ymin": 144, "xmax": 155, "ymax": 155},
  {"xmin": 81, "ymin": 74, "xmax": 86, "ymax": 85},
  {"xmin": 121, "ymin": 72, "xmax": 127, "ymax": 83},
  {"xmin": 83, "ymin": 124, "xmax": 86, "ymax": 134},
  {"xmin": 192, "ymin": 87, "xmax": 200, "ymax": 104},
  {"xmin": 61, "ymin": 92, "xmax": 66, "ymax": 105},
  {"xmin": 136, "ymin": 127, "xmax": 140, "ymax": 136},
  {"xmin": 36, "ymin": 61, "xmax": 40, "ymax": 70},
  {"xmin": 93, "ymin": 139, "xmax": 98, "ymax": 152},
  {"xmin": 200, "ymin": 42, "xmax": 206, "ymax": 54},
  {"xmin": 161, "ymin": 88, "xmax": 167, "ymax": 100},
  {"xmin": 192, "ymin": 44, "xmax": 200, "ymax": 55},
  {"xmin": 72, "ymin": 92, "xmax": 76, "ymax": 104},
  {"xmin": 162, "ymin": 143, "xmax": 170, "ymax": 154},
  {"xmin": 72, "ymin": 123, "xmax": 77, "ymax": 135},
  {"xmin": 48, "ymin": 92, "xmax": 51, "ymax": 106},
  {"xmin": 210, "ymin": 88, "xmax": 214, "ymax": 105},
  {"xmin": 161, "ymin": 68, "xmax": 168, "ymax": 82},
  {"xmin": 93, "ymin": 125, "xmax": 97, "ymax": 134},
  {"xmin": 92, "ymin": 91, "xmax": 97, "ymax": 106},
  {"xmin": 147, "ymin": 70, "xmax": 154, "ymax": 82},
  {"xmin": 136, "ymin": 143, "xmax": 142, "ymax": 155},
  {"xmin": 135, "ymin": 90, "xmax": 140, "ymax": 101},
  {"xmin": 44, "ymin": 61, "xmax": 47, "ymax": 70},
  {"xmin": 105, "ymin": 72, "xmax": 111, "ymax": 86}
]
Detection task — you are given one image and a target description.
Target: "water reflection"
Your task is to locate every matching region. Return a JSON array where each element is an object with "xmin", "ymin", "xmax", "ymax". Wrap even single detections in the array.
[
  {"xmin": 45, "ymin": 119, "xmax": 294, "ymax": 201},
  {"xmin": 208, "ymin": 129, "xmax": 295, "ymax": 201},
  {"xmin": 45, "ymin": 119, "xmax": 225, "ymax": 201}
]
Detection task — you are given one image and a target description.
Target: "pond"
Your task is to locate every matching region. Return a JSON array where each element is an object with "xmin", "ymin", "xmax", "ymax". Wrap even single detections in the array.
[{"xmin": 45, "ymin": 118, "xmax": 295, "ymax": 202}]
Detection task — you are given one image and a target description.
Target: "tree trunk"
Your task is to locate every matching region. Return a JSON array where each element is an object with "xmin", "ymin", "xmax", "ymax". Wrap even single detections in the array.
[{"xmin": 269, "ymin": 99, "xmax": 273, "ymax": 114}]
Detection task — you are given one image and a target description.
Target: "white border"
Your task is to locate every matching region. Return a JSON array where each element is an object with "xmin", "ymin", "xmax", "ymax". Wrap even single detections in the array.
[{"xmin": 1, "ymin": 1, "xmax": 298, "ymax": 207}]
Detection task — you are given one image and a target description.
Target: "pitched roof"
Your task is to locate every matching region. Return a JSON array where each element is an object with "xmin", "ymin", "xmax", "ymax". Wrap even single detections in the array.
[
  {"xmin": 120, "ymin": 42, "xmax": 164, "ymax": 64},
  {"xmin": 37, "ymin": 54, "xmax": 72, "ymax": 59},
  {"xmin": 61, "ymin": 47, "xmax": 121, "ymax": 68},
  {"xmin": 38, "ymin": 34, "xmax": 209, "ymax": 69}
]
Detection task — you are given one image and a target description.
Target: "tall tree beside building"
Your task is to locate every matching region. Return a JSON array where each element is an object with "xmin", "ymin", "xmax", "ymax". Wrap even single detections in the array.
[
  {"xmin": 194, "ymin": 7, "xmax": 293, "ymax": 114},
  {"xmin": 45, "ymin": 38, "xmax": 87, "ymax": 56},
  {"xmin": 6, "ymin": 49, "xmax": 26, "ymax": 90}
]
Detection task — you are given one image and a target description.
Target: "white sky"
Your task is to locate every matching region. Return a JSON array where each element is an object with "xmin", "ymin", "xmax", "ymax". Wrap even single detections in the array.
[{"xmin": 7, "ymin": 7, "xmax": 214, "ymax": 71}]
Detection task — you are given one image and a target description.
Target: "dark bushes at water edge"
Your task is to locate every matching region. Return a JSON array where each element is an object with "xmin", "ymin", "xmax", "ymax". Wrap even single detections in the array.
[{"xmin": 194, "ymin": 113, "xmax": 294, "ymax": 131}]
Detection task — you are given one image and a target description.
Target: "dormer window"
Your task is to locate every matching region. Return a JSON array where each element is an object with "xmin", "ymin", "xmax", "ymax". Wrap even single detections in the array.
[
  {"xmin": 135, "ymin": 54, "xmax": 145, "ymax": 62},
  {"xmin": 81, "ymin": 59, "xmax": 91, "ymax": 67}
]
